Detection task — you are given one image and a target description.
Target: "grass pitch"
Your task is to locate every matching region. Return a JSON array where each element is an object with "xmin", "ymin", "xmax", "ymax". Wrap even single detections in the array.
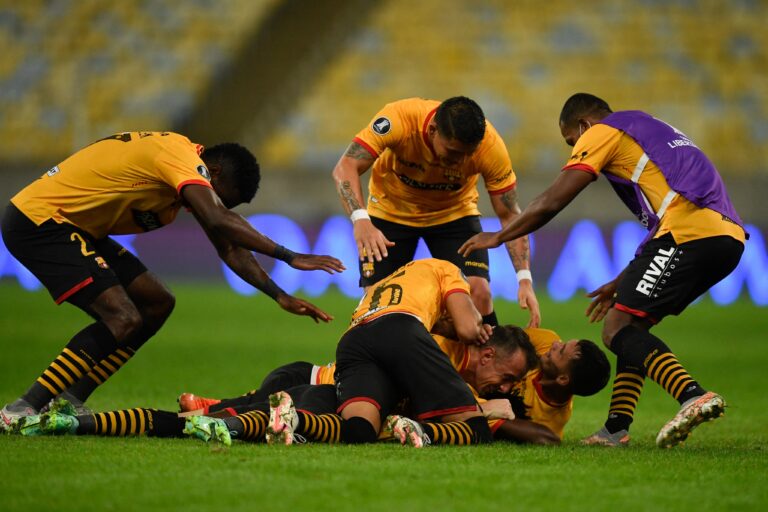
[{"xmin": 1, "ymin": 282, "xmax": 766, "ymax": 511}]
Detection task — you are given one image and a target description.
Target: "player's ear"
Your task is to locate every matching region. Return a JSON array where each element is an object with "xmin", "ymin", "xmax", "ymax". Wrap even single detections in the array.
[
  {"xmin": 556, "ymin": 373, "xmax": 570, "ymax": 387},
  {"xmin": 480, "ymin": 347, "xmax": 495, "ymax": 365}
]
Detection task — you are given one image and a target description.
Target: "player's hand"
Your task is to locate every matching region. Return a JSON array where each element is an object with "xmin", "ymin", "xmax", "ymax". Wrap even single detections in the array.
[
  {"xmin": 482, "ymin": 399, "xmax": 516, "ymax": 421},
  {"xmin": 277, "ymin": 294, "xmax": 334, "ymax": 323},
  {"xmin": 585, "ymin": 281, "xmax": 618, "ymax": 323},
  {"xmin": 458, "ymin": 232, "xmax": 501, "ymax": 258},
  {"xmin": 518, "ymin": 280, "xmax": 541, "ymax": 328},
  {"xmin": 353, "ymin": 219, "xmax": 395, "ymax": 263},
  {"xmin": 289, "ymin": 254, "xmax": 345, "ymax": 274}
]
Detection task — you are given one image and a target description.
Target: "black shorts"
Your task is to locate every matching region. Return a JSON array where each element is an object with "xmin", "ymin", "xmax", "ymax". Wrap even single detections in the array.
[
  {"xmin": 212, "ymin": 383, "xmax": 337, "ymax": 417},
  {"xmin": 359, "ymin": 215, "xmax": 489, "ymax": 287},
  {"xmin": 1, "ymin": 203, "xmax": 147, "ymax": 309},
  {"xmin": 615, "ymin": 233, "xmax": 744, "ymax": 323},
  {"xmin": 334, "ymin": 314, "xmax": 478, "ymax": 421}
]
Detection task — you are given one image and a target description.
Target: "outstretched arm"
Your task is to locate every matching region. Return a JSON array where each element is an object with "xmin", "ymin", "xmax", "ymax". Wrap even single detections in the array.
[
  {"xmin": 183, "ymin": 184, "xmax": 344, "ymax": 274},
  {"xmin": 332, "ymin": 142, "xmax": 394, "ymax": 263},
  {"xmin": 459, "ymin": 170, "xmax": 594, "ymax": 256},
  {"xmin": 489, "ymin": 188, "xmax": 540, "ymax": 328}
]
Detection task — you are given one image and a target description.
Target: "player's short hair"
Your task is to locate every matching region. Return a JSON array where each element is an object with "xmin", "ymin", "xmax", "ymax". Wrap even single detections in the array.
[
  {"xmin": 435, "ymin": 96, "xmax": 486, "ymax": 146},
  {"xmin": 201, "ymin": 143, "xmax": 261, "ymax": 203},
  {"xmin": 559, "ymin": 93, "xmax": 613, "ymax": 126},
  {"xmin": 569, "ymin": 339, "xmax": 611, "ymax": 396},
  {"xmin": 489, "ymin": 325, "xmax": 540, "ymax": 374}
]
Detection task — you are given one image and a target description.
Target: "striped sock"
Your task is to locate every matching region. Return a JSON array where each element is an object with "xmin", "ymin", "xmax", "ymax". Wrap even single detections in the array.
[
  {"xmin": 227, "ymin": 410, "xmax": 269, "ymax": 441},
  {"xmin": 604, "ymin": 369, "xmax": 645, "ymax": 433},
  {"xmin": 296, "ymin": 411, "xmax": 342, "ymax": 443},
  {"xmin": 422, "ymin": 416, "xmax": 492, "ymax": 445}
]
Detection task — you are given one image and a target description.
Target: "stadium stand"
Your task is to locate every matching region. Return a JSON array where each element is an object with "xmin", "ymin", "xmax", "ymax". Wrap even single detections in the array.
[
  {"xmin": 258, "ymin": 0, "xmax": 768, "ymax": 177},
  {"xmin": 0, "ymin": 0, "xmax": 276, "ymax": 163}
]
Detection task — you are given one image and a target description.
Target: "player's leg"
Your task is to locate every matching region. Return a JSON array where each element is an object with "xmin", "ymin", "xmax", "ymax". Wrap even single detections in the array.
[
  {"xmin": 178, "ymin": 361, "xmax": 316, "ymax": 415},
  {"xmin": 65, "ymin": 262, "xmax": 175, "ymax": 405},
  {"xmin": 359, "ymin": 217, "xmax": 419, "ymax": 288},
  {"xmin": 422, "ymin": 216, "xmax": 497, "ymax": 325},
  {"xmin": 1, "ymin": 209, "xmax": 144, "ymax": 424},
  {"xmin": 585, "ymin": 234, "xmax": 743, "ymax": 447},
  {"xmin": 369, "ymin": 314, "xmax": 492, "ymax": 446}
]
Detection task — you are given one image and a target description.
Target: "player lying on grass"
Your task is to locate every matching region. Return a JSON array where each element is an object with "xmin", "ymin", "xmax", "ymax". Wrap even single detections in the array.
[
  {"xmin": 13, "ymin": 325, "xmax": 609, "ymax": 447},
  {"xmin": 178, "ymin": 328, "xmax": 609, "ymax": 445},
  {"xmin": 1, "ymin": 131, "xmax": 345, "ymax": 428},
  {"xmin": 9, "ymin": 325, "xmax": 534, "ymax": 445},
  {"xmin": 459, "ymin": 93, "xmax": 747, "ymax": 448}
]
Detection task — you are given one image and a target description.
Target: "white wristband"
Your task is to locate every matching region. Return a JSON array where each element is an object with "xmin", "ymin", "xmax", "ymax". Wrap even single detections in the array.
[
  {"xmin": 516, "ymin": 269, "xmax": 533, "ymax": 283},
  {"xmin": 350, "ymin": 209, "xmax": 370, "ymax": 223}
]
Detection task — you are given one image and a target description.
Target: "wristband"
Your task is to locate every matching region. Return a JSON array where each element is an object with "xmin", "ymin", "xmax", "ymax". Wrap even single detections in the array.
[
  {"xmin": 350, "ymin": 209, "xmax": 370, "ymax": 223},
  {"xmin": 273, "ymin": 244, "xmax": 297, "ymax": 264},
  {"xmin": 516, "ymin": 269, "xmax": 533, "ymax": 283}
]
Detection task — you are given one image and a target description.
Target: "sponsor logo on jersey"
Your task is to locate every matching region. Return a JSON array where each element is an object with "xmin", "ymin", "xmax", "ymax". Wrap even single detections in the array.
[
  {"xmin": 196, "ymin": 165, "xmax": 211, "ymax": 181},
  {"xmin": 372, "ymin": 116, "xmax": 391, "ymax": 135},
  {"xmin": 46, "ymin": 166, "xmax": 60, "ymax": 177},
  {"xmin": 635, "ymin": 245, "xmax": 677, "ymax": 297},
  {"xmin": 132, "ymin": 209, "xmax": 163, "ymax": 232}
]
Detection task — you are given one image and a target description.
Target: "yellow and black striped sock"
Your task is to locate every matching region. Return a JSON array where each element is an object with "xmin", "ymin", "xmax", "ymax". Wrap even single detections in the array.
[
  {"xmin": 228, "ymin": 410, "xmax": 269, "ymax": 441},
  {"xmin": 72, "ymin": 347, "xmax": 137, "ymax": 396},
  {"xmin": 612, "ymin": 326, "xmax": 704, "ymax": 408},
  {"xmin": 604, "ymin": 370, "xmax": 645, "ymax": 433},
  {"xmin": 423, "ymin": 422, "xmax": 473, "ymax": 444},
  {"xmin": 84, "ymin": 408, "xmax": 154, "ymax": 436},
  {"xmin": 296, "ymin": 412, "xmax": 341, "ymax": 443},
  {"xmin": 645, "ymin": 350, "xmax": 703, "ymax": 404},
  {"xmin": 23, "ymin": 322, "xmax": 119, "ymax": 409}
]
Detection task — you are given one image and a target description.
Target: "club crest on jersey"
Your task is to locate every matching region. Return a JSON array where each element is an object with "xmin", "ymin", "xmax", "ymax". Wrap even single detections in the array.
[
  {"xmin": 372, "ymin": 117, "xmax": 391, "ymax": 135},
  {"xmin": 196, "ymin": 165, "xmax": 211, "ymax": 181}
]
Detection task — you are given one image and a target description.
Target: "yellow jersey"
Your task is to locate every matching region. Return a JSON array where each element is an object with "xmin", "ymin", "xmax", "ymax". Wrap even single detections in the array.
[
  {"xmin": 353, "ymin": 98, "xmax": 516, "ymax": 227},
  {"xmin": 11, "ymin": 131, "xmax": 212, "ymax": 239},
  {"xmin": 563, "ymin": 124, "xmax": 745, "ymax": 245},
  {"xmin": 349, "ymin": 258, "xmax": 470, "ymax": 331}
]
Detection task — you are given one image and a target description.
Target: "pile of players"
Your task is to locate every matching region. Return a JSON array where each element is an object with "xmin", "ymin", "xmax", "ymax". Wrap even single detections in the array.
[{"xmin": 1, "ymin": 93, "xmax": 745, "ymax": 449}]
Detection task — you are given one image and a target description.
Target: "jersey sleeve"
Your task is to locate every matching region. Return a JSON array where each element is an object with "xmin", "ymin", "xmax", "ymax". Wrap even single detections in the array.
[
  {"xmin": 477, "ymin": 130, "xmax": 517, "ymax": 195},
  {"xmin": 352, "ymin": 101, "xmax": 409, "ymax": 159},
  {"xmin": 440, "ymin": 262, "xmax": 471, "ymax": 299},
  {"xmin": 154, "ymin": 138, "xmax": 213, "ymax": 195},
  {"xmin": 562, "ymin": 124, "xmax": 622, "ymax": 178},
  {"xmin": 524, "ymin": 328, "xmax": 561, "ymax": 356}
]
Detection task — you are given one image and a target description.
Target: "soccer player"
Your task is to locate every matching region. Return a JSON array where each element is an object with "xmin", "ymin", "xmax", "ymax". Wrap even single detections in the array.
[
  {"xmin": 0, "ymin": 131, "xmax": 345, "ymax": 427},
  {"xmin": 332, "ymin": 96, "xmax": 540, "ymax": 328},
  {"xmin": 459, "ymin": 93, "xmax": 747, "ymax": 448}
]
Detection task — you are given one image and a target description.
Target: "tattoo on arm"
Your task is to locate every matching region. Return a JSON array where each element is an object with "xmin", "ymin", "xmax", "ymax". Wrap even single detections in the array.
[
  {"xmin": 344, "ymin": 141, "xmax": 375, "ymax": 161},
  {"xmin": 500, "ymin": 188, "xmax": 520, "ymax": 214},
  {"xmin": 340, "ymin": 180, "xmax": 363, "ymax": 212},
  {"xmin": 506, "ymin": 236, "xmax": 530, "ymax": 271}
]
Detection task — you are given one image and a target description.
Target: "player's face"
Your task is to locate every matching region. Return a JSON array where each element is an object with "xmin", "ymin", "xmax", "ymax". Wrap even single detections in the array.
[
  {"xmin": 211, "ymin": 174, "xmax": 244, "ymax": 209},
  {"xmin": 476, "ymin": 348, "xmax": 528, "ymax": 396},
  {"xmin": 560, "ymin": 118, "xmax": 595, "ymax": 147},
  {"xmin": 541, "ymin": 339, "xmax": 581, "ymax": 378},
  {"xmin": 431, "ymin": 131, "xmax": 478, "ymax": 167}
]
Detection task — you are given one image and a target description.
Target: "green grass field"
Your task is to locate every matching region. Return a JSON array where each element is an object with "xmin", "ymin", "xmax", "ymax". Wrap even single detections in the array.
[{"xmin": 1, "ymin": 282, "xmax": 766, "ymax": 511}]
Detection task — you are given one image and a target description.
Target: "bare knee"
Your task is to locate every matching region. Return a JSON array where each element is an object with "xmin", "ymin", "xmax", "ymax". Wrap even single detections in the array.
[
  {"xmin": 103, "ymin": 304, "xmax": 143, "ymax": 342},
  {"xmin": 601, "ymin": 309, "xmax": 634, "ymax": 350},
  {"xmin": 468, "ymin": 277, "xmax": 492, "ymax": 316}
]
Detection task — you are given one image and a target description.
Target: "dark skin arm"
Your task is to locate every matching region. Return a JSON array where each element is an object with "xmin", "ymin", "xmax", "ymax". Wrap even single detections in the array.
[
  {"xmin": 182, "ymin": 184, "xmax": 339, "ymax": 322},
  {"xmin": 493, "ymin": 418, "xmax": 561, "ymax": 445},
  {"xmin": 459, "ymin": 170, "xmax": 595, "ymax": 256}
]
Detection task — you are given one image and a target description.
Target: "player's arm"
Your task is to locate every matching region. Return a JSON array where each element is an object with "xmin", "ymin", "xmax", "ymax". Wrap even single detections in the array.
[
  {"xmin": 182, "ymin": 184, "xmax": 344, "ymax": 274},
  {"xmin": 489, "ymin": 188, "xmax": 541, "ymax": 328},
  {"xmin": 493, "ymin": 418, "xmax": 561, "ymax": 445},
  {"xmin": 459, "ymin": 170, "xmax": 595, "ymax": 256},
  {"xmin": 331, "ymin": 141, "xmax": 394, "ymax": 263},
  {"xmin": 182, "ymin": 185, "xmax": 336, "ymax": 322},
  {"xmin": 586, "ymin": 265, "xmax": 629, "ymax": 323},
  {"xmin": 445, "ymin": 292, "xmax": 493, "ymax": 345}
]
